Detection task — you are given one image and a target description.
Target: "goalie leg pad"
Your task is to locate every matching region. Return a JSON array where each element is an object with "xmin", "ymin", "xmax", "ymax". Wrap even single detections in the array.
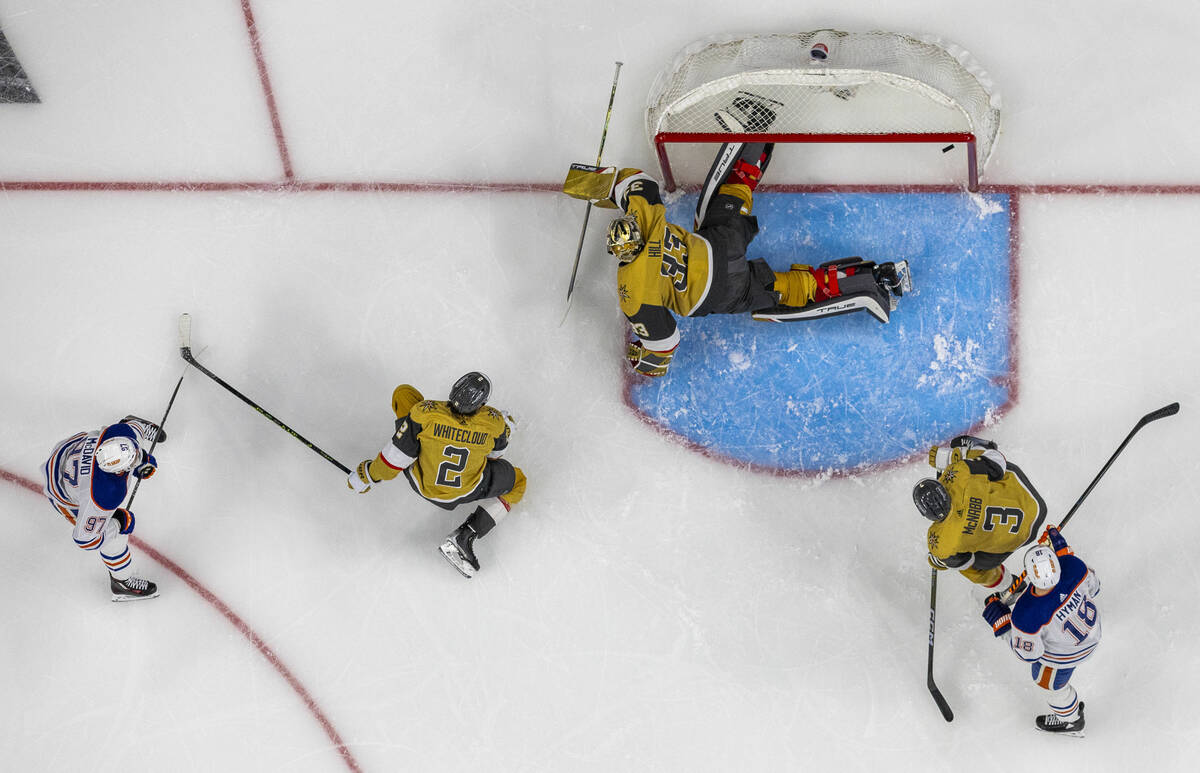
[{"xmin": 695, "ymin": 142, "xmax": 774, "ymax": 229}]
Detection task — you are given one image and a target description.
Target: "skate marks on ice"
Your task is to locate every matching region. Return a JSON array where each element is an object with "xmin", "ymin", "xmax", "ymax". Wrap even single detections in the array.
[{"xmin": 626, "ymin": 191, "xmax": 1015, "ymax": 475}]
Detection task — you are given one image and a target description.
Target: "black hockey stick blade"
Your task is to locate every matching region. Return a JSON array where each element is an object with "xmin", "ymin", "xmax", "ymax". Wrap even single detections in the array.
[
  {"xmin": 1140, "ymin": 401, "xmax": 1180, "ymax": 426},
  {"xmin": 928, "ymin": 678, "xmax": 954, "ymax": 723}
]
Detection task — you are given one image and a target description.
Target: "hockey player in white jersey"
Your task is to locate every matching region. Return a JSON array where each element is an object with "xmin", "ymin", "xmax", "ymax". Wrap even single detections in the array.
[
  {"xmin": 981, "ymin": 525, "xmax": 1100, "ymax": 736},
  {"xmin": 42, "ymin": 416, "xmax": 164, "ymax": 601}
]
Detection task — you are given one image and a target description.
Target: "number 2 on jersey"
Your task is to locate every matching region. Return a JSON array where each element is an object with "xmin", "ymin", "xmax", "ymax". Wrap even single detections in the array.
[{"xmin": 436, "ymin": 445, "xmax": 469, "ymax": 488}]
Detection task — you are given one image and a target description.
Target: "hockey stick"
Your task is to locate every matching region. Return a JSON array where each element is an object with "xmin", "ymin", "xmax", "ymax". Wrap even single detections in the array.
[
  {"xmin": 561, "ymin": 60, "xmax": 623, "ymax": 324},
  {"xmin": 177, "ymin": 313, "xmax": 351, "ymax": 474},
  {"xmin": 1058, "ymin": 401, "xmax": 1179, "ymax": 531},
  {"xmin": 125, "ymin": 365, "xmax": 186, "ymax": 508},
  {"xmin": 1001, "ymin": 401, "xmax": 1180, "ymax": 603},
  {"xmin": 926, "ymin": 567, "xmax": 955, "ymax": 722}
]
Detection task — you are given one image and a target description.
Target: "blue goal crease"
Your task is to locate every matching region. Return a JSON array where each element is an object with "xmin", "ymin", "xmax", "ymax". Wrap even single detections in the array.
[{"xmin": 627, "ymin": 191, "xmax": 1015, "ymax": 474}]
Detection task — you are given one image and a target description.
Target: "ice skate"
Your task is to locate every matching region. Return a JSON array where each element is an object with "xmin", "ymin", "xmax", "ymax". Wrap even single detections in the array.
[
  {"xmin": 1036, "ymin": 702, "xmax": 1085, "ymax": 738},
  {"xmin": 438, "ymin": 524, "xmax": 480, "ymax": 579},
  {"xmin": 873, "ymin": 260, "xmax": 912, "ymax": 299},
  {"xmin": 110, "ymin": 574, "xmax": 159, "ymax": 602}
]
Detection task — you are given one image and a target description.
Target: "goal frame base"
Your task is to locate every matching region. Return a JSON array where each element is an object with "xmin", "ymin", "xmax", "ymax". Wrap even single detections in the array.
[{"xmin": 653, "ymin": 131, "xmax": 980, "ymax": 192}]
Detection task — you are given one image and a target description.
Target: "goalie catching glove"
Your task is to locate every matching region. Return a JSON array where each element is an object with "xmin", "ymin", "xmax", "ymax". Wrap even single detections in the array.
[
  {"xmin": 627, "ymin": 341, "xmax": 675, "ymax": 378},
  {"xmin": 562, "ymin": 164, "xmax": 650, "ymax": 209}
]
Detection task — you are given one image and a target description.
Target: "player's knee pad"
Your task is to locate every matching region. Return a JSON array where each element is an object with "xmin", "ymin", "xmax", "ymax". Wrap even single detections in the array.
[
  {"xmin": 391, "ymin": 384, "xmax": 424, "ymax": 418},
  {"xmin": 717, "ymin": 183, "xmax": 753, "ymax": 215},
  {"xmin": 500, "ymin": 467, "xmax": 527, "ymax": 507}
]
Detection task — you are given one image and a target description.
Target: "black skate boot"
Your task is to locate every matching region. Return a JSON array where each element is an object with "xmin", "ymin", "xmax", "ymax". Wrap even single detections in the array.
[
  {"xmin": 1036, "ymin": 702, "xmax": 1085, "ymax": 737},
  {"xmin": 438, "ymin": 524, "xmax": 481, "ymax": 579},
  {"xmin": 110, "ymin": 573, "xmax": 159, "ymax": 602},
  {"xmin": 873, "ymin": 261, "xmax": 912, "ymax": 298}
]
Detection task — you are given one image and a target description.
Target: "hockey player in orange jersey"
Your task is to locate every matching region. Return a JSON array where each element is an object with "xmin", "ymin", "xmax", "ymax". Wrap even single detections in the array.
[{"xmin": 347, "ymin": 372, "xmax": 527, "ymax": 578}]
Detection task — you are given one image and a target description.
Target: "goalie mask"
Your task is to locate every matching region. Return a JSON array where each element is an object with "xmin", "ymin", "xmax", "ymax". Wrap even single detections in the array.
[
  {"xmin": 1023, "ymin": 545, "xmax": 1062, "ymax": 591},
  {"xmin": 606, "ymin": 215, "xmax": 644, "ymax": 264},
  {"xmin": 95, "ymin": 436, "xmax": 139, "ymax": 474},
  {"xmin": 913, "ymin": 478, "xmax": 951, "ymax": 522},
  {"xmin": 449, "ymin": 371, "xmax": 491, "ymax": 415}
]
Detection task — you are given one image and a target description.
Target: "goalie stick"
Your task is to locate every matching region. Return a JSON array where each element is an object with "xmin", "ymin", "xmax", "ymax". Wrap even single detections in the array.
[
  {"xmin": 177, "ymin": 313, "xmax": 352, "ymax": 474},
  {"xmin": 561, "ymin": 60, "xmax": 623, "ymax": 324}
]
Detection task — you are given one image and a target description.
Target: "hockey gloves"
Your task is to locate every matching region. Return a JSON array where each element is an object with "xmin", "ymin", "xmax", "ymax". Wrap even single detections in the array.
[
  {"xmin": 348, "ymin": 460, "xmax": 378, "ymax": 494},
  {"xmin": 133, "ymin": 452, "xmax": 157, "ymax": 480},
  {"xmin": 626, "ymin": 342, "xmax": 675, "ymax": 378},
  {"xmin": 1039, "ymin": 525, "xmax": 1073, "ymax": 557},
  {"xmin": 113, "ymin": 508, "xmax": 136, "ymax": 535},
  {"xmin": 982, "ymin": 593, "xmax": 1012, "ymax": 637}
]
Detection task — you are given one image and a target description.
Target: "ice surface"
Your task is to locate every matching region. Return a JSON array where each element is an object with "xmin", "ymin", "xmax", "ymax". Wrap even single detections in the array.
[{"xmin": 2, "ymin": 2, "xmax": 1198, "ymax": 771}]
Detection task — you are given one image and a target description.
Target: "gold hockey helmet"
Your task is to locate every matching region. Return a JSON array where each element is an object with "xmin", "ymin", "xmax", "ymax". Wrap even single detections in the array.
[{"xmin": 606, "ymin": 215, "xmax": 644, "ymax": 264}]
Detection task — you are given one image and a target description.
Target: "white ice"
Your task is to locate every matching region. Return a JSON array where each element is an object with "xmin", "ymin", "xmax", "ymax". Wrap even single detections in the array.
[{"xmin": 2, "ymin": 1, "xmax": 1198, "ymax": 771}]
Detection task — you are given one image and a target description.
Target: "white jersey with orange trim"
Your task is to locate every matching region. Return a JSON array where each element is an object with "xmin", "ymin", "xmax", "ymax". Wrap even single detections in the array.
[
  {"xmin": 1008, "ymin": 554, "xmax": 1102, "ymax": 669},
  {"xmin": 43, "ymin": 420, "xmax": 154, "ymax": 563}
]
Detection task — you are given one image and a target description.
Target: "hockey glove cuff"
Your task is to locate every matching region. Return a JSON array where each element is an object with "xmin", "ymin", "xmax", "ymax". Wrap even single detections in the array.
[
  {"xmin": 133, "ymin": 452, "xmax": 157, "ymax": 480},
  {"xmin": 113, "ymin": 508, "xmax": 135, "ymax": 535},
  {"xmin": 982, "ymin": 594, "xmax": 1012, "ymax": 637},
  {"xmin": 1039, "ymin": 525, "xmax": 1072, "ymax": 556},
  {"xmin": 348, "ymin": 460, "xmax": 378, "ymax": 494},
  {"xmin": 627, "ymin": 342, "xmax": 675, "ymax": 378}
]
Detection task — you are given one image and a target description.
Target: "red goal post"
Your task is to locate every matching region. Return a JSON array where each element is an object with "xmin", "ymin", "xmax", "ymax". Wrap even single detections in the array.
[{"xmin": 646, "ymin": 30, "xmax": 1002, "ymax": 192}]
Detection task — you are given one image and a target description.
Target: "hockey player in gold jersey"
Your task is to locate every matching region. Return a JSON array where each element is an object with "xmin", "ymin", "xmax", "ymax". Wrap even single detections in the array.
[
  {"xmin": 562, "ymin": 94, "xmax": 910, "ymax": 378},
  {"xmin": 347, "ymin": 372, "xmax": 527, "ymax": 578},
  {"xmin": 914, "ymin": 435, "xmax": 1047, "ymax": 594}
]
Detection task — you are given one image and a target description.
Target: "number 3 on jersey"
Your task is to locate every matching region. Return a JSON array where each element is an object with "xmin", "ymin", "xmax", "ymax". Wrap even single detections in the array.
[
  {"xmin": 658, "ymin": 231, "xmax": 688, "ymax": 291},
  {"xmin": 436, "ymin": 445, "xmax": 469, "ymax": 488}
]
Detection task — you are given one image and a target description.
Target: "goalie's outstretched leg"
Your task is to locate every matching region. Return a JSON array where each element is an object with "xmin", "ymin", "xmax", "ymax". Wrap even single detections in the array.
[
  {"xmin": 695, "ymin": 92, "xmax": 781, "ymax": 229},
  {"xmin": 755, "ymin": 258, "xmax": 911, "ymax": 323}
]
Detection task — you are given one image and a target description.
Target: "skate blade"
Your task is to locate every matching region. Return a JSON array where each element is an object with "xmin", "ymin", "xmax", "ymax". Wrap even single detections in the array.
[
  {"xmin": 438, "ymin": 541, "xmax": 476, "ymax": 578},
  {"xmin": 894, "ymin": 260, "xmax": 913, "ymax": 294},
  {"xmin": 111, "ymin": 590, "xmax": 160, "ymax": 602}
]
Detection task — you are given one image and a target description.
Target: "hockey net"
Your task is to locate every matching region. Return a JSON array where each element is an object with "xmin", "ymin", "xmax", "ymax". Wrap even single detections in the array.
[{"xmin": 646, "ymin": 30, "xmax": 1001, "ymax": 191}]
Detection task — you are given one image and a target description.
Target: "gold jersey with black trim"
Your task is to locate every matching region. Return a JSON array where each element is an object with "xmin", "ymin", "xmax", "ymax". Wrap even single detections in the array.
[
  {"xmin": 394, "ymin": 399, "xmax": 511, "ymax": 504},
  {"xmin": 926, "ymin": 449, "xmax": 1048, "ymax": 570},
  {"xmin": 617, "ymin": 177, "xmax": 714, "ymax": 347}
]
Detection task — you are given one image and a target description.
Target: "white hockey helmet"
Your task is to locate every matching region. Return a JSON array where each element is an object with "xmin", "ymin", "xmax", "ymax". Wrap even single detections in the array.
[
  {"xmin": 95, "ymin": 436, "xmax": 139, "ymax": 474},
  {"xmin": 1023, "ymin": 544, "xmax": 1061, "ymax": 591}
]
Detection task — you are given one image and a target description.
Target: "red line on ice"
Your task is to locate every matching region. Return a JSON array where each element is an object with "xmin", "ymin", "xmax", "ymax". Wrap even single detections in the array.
[
  {"xmin": 0, "ymin": 465, "xmax": 363, "ymax": 773},
  {"xmin": 240, "ymin": 0, "xmax": 294, "ymax": 181}
]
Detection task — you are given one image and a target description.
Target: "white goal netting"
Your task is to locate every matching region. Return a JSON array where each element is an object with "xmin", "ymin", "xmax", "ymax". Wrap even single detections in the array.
[{"xmin": 646, "ymin": 30, "xmax": 1002, "ymax": 190}]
